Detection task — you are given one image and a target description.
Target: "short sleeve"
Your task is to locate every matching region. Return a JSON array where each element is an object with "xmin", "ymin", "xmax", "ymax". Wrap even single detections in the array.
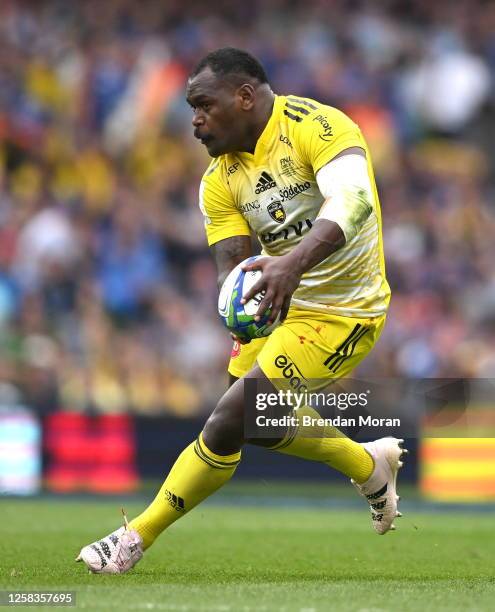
[
  {"xmin": 293, "ymin": 106, "xmax": 365, "ymax": 175},
  {"xmin": 199, "ymin": 164, "xmax": 251, "ymax": 247}
]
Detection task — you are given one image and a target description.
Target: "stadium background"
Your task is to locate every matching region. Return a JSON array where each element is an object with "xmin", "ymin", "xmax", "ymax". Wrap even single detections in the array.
[{"xmin": 1, "ymin": 0, "xmax": 495, "ymax": 501}]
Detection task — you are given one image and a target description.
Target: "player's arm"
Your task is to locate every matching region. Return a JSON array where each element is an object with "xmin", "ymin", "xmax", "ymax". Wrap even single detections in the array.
[
  {"xmin": 201, "ymin": 173, "xmax": 254, "ymax": 348},
  {"xmin": 287, "ymin": 147, "xmax": 372, "ymax": 271},
  {"xmin": 211, "ymin": 234, "xmax": 254, "ymax": 350},
  {"xmin": 240, "ymin": 220, "xmax": 345, "ymax": 324},
  {"xmin": 242, "ymin": 148, "xmax": 373, "ymax": 323},
  {"xmin": 199, "ymin": 164, "xmax": 252, "ymax": 288},
  {"xmin": 210, "ymin": 235, "xmax": 253, "ymax": 290}
]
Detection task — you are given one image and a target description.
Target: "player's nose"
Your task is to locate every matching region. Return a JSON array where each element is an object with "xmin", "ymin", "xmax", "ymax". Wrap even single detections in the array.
[{"xmin": 192, "ymin": 110, "xmax": 205, "ymax": 128}]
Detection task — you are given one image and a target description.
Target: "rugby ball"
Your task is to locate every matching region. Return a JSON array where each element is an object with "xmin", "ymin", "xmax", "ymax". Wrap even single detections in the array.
[{"xmin": 218, "ymin": 256, "xmax": 281, "ymax": 341}]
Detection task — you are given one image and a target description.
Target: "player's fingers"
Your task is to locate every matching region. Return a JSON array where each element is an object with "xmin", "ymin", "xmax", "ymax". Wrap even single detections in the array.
[
  {"xmin": 255, "ymin": 290, "xmax": 274, "ymax": 320},
  {"xmin": 267, "ymin": 296, "xmax": 284, "ymax": 324},
  {"xmin": 280, "ymin": 296, "xmax": 292, "ymax": 322},
  {"xmin": 241, "ymin": 259, "xmax": 265, "ymax": 272},
  {"xmin": 241, "ymin": 280, "xmax": 265, "ymax": 304}
]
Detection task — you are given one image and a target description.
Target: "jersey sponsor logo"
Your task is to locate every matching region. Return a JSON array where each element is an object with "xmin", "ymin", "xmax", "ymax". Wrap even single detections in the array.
[
  {"xmin": 279, "ymin": 134, "xmax": 293, "ymax": 148},
  {"xmin": 237, "ymin": 199, "xmax": 261, "ymax": 214},
  {"xmin": 255, "ymin": 171, "xmax": 277, "ymax": 194},
  {"xmin": 274, "ymin": 354, "xmax": 308, "ymax": 392},
  {"xmin": 267, "ymin": 199, "xmax": 286, "ymax": 224},
  {"xmin": 279, "ymin": 180, "xmax": 311, "ymax": 202},
  {"xmin": 279, "ymin": 155, "xmax": 297, "ymax": 177},
  {"xmin": 313, "ymin": 114, "xmax": 333, "ymax": 141},
  {"xmin": 260, "ymin": 218, "xmax": 313, "ymax": 244},
  {"xmin": 227, "ymin": 162, "xmax": 240, "ymax": 176}
]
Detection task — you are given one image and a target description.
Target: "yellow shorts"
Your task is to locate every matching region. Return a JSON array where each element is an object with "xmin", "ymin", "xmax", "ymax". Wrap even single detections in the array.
[{"xmin": 228, "ymin": 307, "xmax": 386, "ymax": 391}]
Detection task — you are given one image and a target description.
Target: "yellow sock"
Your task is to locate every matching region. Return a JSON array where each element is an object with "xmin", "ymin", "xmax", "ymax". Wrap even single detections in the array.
[
  {"xmin": 271, "ymin": 406, "xmax": 373, "ymax": 483},
  {"xmin": 129, "ymin": 433, "xmax": 240, "ymax": 549}
]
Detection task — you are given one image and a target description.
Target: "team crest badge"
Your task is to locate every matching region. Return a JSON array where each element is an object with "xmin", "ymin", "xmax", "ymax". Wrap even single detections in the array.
[{"xmin": 267, "ymin": 199, "xmax": 286, "ymax": 224}]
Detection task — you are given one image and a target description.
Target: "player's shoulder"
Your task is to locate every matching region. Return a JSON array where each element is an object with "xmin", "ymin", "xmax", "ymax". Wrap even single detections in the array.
[
  {"xmin": 280, "ymin": 94, "xmax": 359, "ymax": 139},
  {"xmin": 201, "ymin": 157, "xmax": 228, "ymax": 184},
  {"xmin": 201, "ymin": 155, "xmax": 238, "ymax": 193},
  {"xmin": 200, "ymin": 155, "xmax": 238, "ymax": 207}
]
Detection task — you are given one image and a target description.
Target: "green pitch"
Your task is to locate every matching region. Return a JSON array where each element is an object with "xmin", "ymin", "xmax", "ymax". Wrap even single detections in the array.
[{"xmin": 1, "ymin": 493, "xmax": 494, "ymax": 611}]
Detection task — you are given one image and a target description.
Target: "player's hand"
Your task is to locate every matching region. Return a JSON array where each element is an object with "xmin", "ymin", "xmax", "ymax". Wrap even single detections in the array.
[{"xmin": 240, "ymin": 255, "xmax": 301, "ymax": 324}]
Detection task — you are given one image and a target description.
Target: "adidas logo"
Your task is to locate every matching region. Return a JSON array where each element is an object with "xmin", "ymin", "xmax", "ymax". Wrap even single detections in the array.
[
  {"xmin": 165, "ymin": 489, "xmax": 185, "ymax": 512},
  {"xmin": 370, "ymin": 500, "xmax": 387, "ymax": 510},
  {"xmin": 91, "ymin": 544, "xmax": 108, "ymax": 568},
  {"xmin": 365, "ymin": 483, "xmax": 388, "ymax": 500},
  {"xmin": 255, "ymin": 171, "xmax": 277, "ymax": 194}
]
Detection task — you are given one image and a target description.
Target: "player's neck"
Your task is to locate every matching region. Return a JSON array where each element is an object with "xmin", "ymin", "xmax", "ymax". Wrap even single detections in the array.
[{"xmin": 241, "ymin": 91, "xmax": 275, "ymax": 154}]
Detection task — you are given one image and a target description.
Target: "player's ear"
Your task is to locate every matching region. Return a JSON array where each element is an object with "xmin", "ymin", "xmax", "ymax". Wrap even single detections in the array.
[{"xmin": 236, "ymin": 83, "xmax": 255, "ymax": 111}]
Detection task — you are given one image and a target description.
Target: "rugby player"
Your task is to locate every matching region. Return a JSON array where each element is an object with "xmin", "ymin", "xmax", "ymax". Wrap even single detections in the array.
[{"xmin": 77, "ymin": 48, "xmax": 406, "ymax": 574}]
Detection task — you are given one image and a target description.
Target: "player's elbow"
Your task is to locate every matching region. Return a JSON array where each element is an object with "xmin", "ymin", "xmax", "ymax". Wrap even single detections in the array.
[
  {"xmin": 321, "ymin": 186, "xmax": 373, "ymax": 244},
  {"xmin": 348, "ymin": 186, "xmax": 373, "ymax": 229},
  {"xmin": 349, "ymin": 188, "xmax": 373, "ymax": 242}
]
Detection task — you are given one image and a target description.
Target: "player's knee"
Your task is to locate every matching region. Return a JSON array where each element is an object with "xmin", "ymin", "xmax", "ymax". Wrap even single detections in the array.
[{"xmin": 203, "ymin": 394, "xmax": 244, "ymax": 453}]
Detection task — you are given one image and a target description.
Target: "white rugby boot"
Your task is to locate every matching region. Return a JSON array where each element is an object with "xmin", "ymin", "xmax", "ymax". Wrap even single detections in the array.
[
  {"xmin": 352, "ymin": 437, "xmax": 408, "ymax": 535},
  {"xmin": 76, "ymin": 510, "xmax": 143, "ymax": 574}
]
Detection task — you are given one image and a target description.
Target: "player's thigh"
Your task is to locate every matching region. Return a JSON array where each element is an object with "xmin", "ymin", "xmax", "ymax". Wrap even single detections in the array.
[
  {"xmin": 256, "ymin": 310, "xmax": 386, "ymax": 390},
  {"xmin": 228, "ymin": 336, "xmax": 268, "ymax": 378}
]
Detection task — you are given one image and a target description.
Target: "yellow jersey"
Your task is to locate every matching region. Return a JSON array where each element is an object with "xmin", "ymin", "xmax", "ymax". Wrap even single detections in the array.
[{"xmin": 199, "ymin": 94, "xmax": 390, "ymax": 318}]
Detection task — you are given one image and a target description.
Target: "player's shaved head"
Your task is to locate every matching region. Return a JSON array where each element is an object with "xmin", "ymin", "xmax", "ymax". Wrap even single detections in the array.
[
  {"xmin": 187, "ymin": 48, "xmax": 274, "ymax": 157},
  {"xmin": 190, "ymin": 47, "xmax": 269, "ymax": 88}
]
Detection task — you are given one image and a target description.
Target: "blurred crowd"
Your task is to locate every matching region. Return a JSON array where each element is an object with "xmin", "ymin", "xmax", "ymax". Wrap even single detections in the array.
[{"xmin": 1, "ymin": 0, "xmax": 495, "ymax": 416}]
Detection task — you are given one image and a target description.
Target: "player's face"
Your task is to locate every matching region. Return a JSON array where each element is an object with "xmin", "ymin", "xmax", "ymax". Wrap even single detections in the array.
[{"xmin": 186, "ymin": 68, "xmax": 250, "ymax": 157}]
